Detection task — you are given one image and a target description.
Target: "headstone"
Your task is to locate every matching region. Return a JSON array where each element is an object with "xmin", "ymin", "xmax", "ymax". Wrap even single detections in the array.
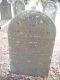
[
  {"xmin": 13, "ymin": 0, "xmax": 25, "ymax": 16},
  {"xmin": 0, "ymin": 0, "xmax": 11, "ymax": 20},
  {"xmin": 7, "ymin": 0, "xmax": 25, "ymax": 18},
  {"xmin": 8, "ymin": 11, "xmax": 56, "ymax": 76},
  {"xmin": 44, "ymin": 1, "xmax": 57, "ymax": 21}
]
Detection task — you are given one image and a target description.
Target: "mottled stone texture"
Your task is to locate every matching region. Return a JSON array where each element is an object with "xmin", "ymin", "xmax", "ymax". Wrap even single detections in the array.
[
  {"xmin": 13, "ymin": 0, "xmax": 25, "ymax": 16},
  {"xmin": 0, "ymin": 0, "xmax": 11, "ymax": 20},
  {"xmin": 44, "ymin": 1, "xmax": 57, "ymax": 21},
  {"xmin": 8, "ymin": 11, "xmax": 56, "ymax": 76}
]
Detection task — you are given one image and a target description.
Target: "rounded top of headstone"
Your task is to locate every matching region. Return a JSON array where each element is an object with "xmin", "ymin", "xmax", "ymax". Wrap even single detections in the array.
[
  {"xmin": 14, "ymin": 0, "xmax": 25, "ymax": 6},
  {"xmin": 9, "ymin": 11, "xmax": 56, "ymax": 37},
  {"xmin": 46, "ymin": 1, "xmax": 57, "ymax": 8}
]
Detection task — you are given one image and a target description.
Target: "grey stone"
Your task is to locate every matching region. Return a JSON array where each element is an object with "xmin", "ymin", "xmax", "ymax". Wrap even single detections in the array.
[
  {"xmin": 44, "ymin": 1, "xmax": 57, "ymax": 21},
  {"xmin": 8, "ymin": 11, "xmax": 56, "ymax": 76},
  {"xmin": 0, "ymin": 0, "xmax": 12, "ymax": 20},
  {"xmin": 13, "ymin": 0, "xmax": 25, "ymax": 16}
]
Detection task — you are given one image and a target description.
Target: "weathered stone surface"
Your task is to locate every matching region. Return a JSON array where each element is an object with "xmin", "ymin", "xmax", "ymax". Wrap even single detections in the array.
[
  {"xmin": 13, "ymin": 0, "xmax": 25, "ymax": 16},
  {"xmin": 8, "ymin": 11, "xmax": 56, "ymax": 76},
  {"xmin": 44, "ymin": 1, "xmax": 57, "ymax": 21},
  {"xmin": 0, "ymin": 0, "xmax": 11, "ymax": 20}
]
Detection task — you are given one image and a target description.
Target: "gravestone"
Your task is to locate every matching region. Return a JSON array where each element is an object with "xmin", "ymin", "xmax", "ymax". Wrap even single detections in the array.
[
  {"xmin": 13, "ymin": 0, "xmax": 25, "ymax": 16},
  {"xmin": 0, "ymin": 0, "xmax": 11, "ymax": 20},
  {"xmin": 44, "ymin": 1, "xmax": 57, "ymax": 21},
  {"xmin": 8, "ymin": 11, "xmax": 56, "ymax": 76}
]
